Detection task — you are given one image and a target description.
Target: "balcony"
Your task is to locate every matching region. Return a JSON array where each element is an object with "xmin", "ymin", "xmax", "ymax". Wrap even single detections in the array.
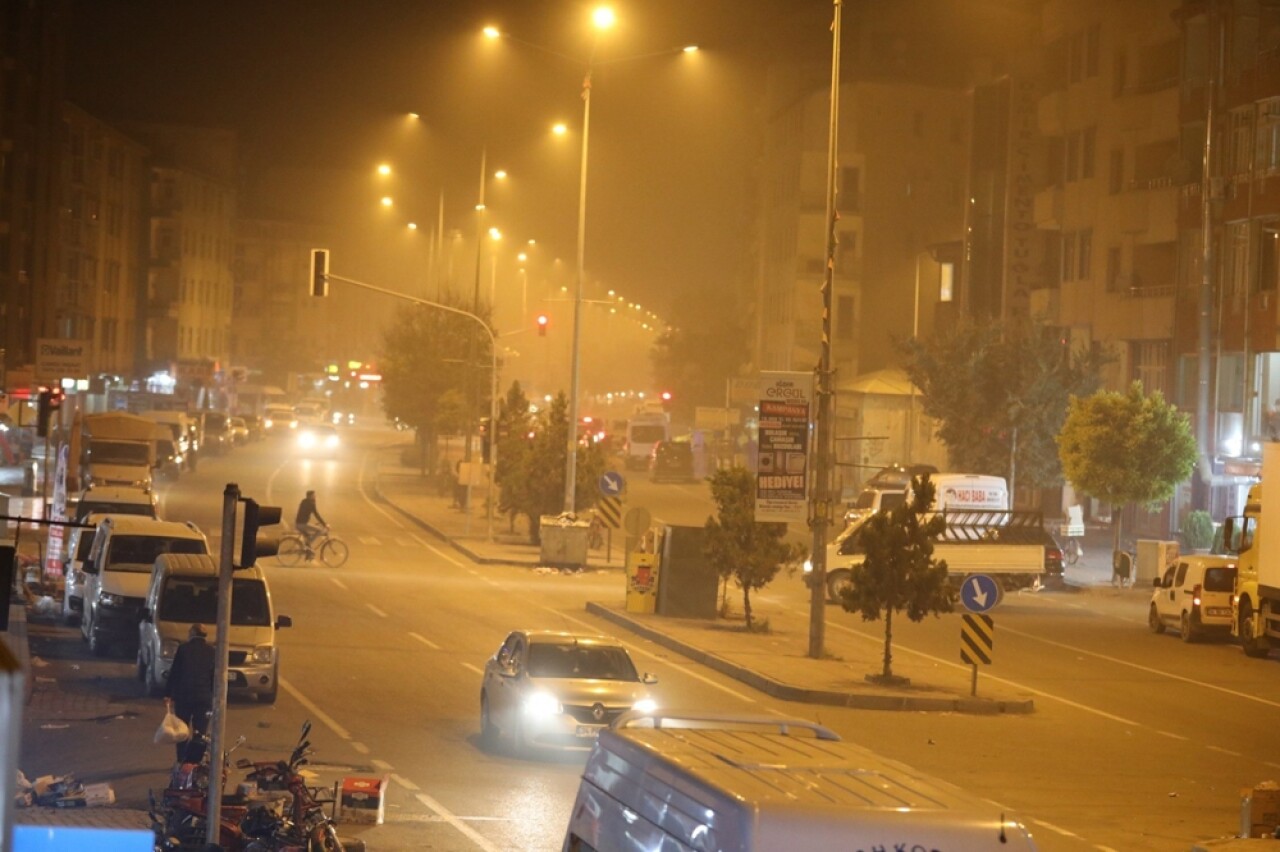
[{"xmin": 1034, "ymin": 185, "xmax": 1064, "ymax": 230}]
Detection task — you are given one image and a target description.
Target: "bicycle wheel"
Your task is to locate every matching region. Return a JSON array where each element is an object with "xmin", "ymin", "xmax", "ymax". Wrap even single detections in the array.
[
  {"xmin": 277, "ymin": 535, "xmax": 306, "ymax": 567},
  {"xmin": 319, "ymin": 537, "xmax": 349, "ymax": 568}
]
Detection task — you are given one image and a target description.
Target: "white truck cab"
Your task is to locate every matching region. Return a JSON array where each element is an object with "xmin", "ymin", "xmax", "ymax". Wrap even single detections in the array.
[{"xmin": 563, "ymin": 712, "xmax": 1037, "ymax": 851}]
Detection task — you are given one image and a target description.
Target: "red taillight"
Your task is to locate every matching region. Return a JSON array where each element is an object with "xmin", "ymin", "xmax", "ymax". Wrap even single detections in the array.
[{"xmin": 1192, "ymin": 583, "xmax": 1202, "ymax": 607}]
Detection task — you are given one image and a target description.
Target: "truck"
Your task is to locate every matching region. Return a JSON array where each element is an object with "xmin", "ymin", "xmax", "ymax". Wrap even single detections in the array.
[
  {"xmin": 78, "ymin": 412, "xmax": 161, "ymax": 491},
  {"xmin": 562, "ymin": 712, "xmax": 1038, "ymax": 851},
  {"xmin": 623, "ymin": 412, "xmax": 670, "ymax": 470},
  {"xmin": 1221, "ymin": 442, "xmax": 1280, "ymax": 657},
  {"xmin": 814, "ymin": 474, "xmax": 1044, "ymax": 600}
]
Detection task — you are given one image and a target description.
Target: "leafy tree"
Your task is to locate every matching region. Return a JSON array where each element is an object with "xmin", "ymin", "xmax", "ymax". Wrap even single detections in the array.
[
  {"xmin": 702, "ymin": 467, "xmax": 804, "ymax": 631},
  {"xmin": 502, "ymin": 392, "xmax": 607, "ymax": 543},
  {"xmin": 378, "ymin": 294, "xmax": 493, "ymax": 471},
  {"xmin": 1057, "ymin": 381, "xmax": 1198, "ymax": 555},
  {"xmin": 651, "ymin": 325, "xmax": 750, "ymax": 422},
  {"xmin": 493, "ymin": 382, "xmax": 534, "ymax": 531},
  {"xmin": 840, "ymin": 476, "xmax": 953, "ymax": 680},
  {"xmin": 433, "ymin": 389, "xmax": 468, "ymax": 457},
  {"xmin": 901, "ymin": 318, "xmax": 1109, "ymax": 490}
]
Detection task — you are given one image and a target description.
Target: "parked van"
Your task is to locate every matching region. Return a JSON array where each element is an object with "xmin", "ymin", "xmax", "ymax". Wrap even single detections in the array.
[
  {"xmin": 61, "ymin": 514, "xmax": 107, "ymax": 625},
  {"xmin": 72, "ymin": 485, "xmax": 158, "ymax": 523},
  {"xmin": 1149, "ymin": 554, "xmax": 1237, "ymax": 642},
  {"xmin": 845, "ymin": 472, "xmax": 1008, "ymax": 525},
  {"xmin": 80, "ymin": 516, "xmax": 208, "ymax": 657},
  {"xmin": 137, "ymin": 554, "xmax": 291, "ymax": 703},
  {"xmin": 563, "ymin": 712, "xmax": 1037, "ymax": 851}
]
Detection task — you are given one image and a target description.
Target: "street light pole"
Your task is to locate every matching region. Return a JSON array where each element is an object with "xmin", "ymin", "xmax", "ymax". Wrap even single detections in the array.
[
  {"xmin": 464, "ymin": 149, "xmax": 489, "ymax": 494},
  {"xmin": 565, "ymin": 63, "xmax": 593, "ymax": 515}
]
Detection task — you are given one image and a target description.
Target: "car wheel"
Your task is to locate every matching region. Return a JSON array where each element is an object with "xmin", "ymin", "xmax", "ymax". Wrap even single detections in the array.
[
  {"xmin": 260, "ymin": 682, "xmax": 278, "ymax": 705},
  {"xmin": 63, "ymin": 602, "xmax": 79, "ymax": 627},
  {"xmin": 88, "ymin": 617, "xmax": 108, "ymax": 657},
  {"xmin": 1148, "ymin": 604, "xmax": 1165, "ymax": 634},
  {"xmin": 480, "ymin": 693, "xmax": 497, "ymax": 747},
  {"xmin": 826, "ymin": 570, "xmax": 853, "ymax": 602},
  {"xmin": 1240, "ymin": 601, "xmax": 1271, "ymax": 658},
  {"xmin": 1179, "ymin": 612, "xmax": 1197, "ymax": 643}
]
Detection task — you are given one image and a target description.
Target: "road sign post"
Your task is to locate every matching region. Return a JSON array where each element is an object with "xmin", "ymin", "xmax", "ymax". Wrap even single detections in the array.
[{"xmin": 959, "ymin": 613, "xmax": 994, "ymax": 696}]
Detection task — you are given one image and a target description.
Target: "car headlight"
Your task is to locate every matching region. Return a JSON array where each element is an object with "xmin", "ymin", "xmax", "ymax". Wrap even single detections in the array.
[
  {"xmin": 161, "ymin": 639, "xmax": 180, "ymax": 658},
  {"xmin": 289, "ymin": 421, "xmax": 298, "ymax": 429},
  {"xmin": 325, "ymin": 435, "xmax": 339, "ymax": 448},
  {"xmin": 100, "ymin": 592, "xmax": 127, "ymax": 608},
  {"xmin": 298, "ymin": 432, "xmax": 316, "ymax": 447},
  {"xmin": 523, "ymin": 691, "xmax": 563, "ymax": 717},
  {"xmin": 632, "ymin": 698, "xmax": 657, "ymax": 714},
  {"xmin": 251, "ymin": 645, "xmax": 273, "ymax": 663},
  {"xmin": 264, "ymin": 418, "xmax": 274, "ymax": 428},
  {"xmin": 802, "ymin": 558, "xmax": 813, "ymax": 574}
]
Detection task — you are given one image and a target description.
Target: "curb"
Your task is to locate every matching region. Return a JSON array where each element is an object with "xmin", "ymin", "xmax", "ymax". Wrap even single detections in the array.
[
  {"xmin": 371, "ymin": 480, "xmax": 541, "ymax": 568},
  {"xmin": 587, "ymin": 602, "xmax": 1035, "ymax": 715}
]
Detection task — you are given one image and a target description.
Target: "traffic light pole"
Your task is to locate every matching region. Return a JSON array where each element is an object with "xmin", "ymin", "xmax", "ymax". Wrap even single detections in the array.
[
  {"xmin": 205, "ymin": 482, "xmax": 238, "ymax": 847},
  {"xmin": 313, "ymin": 268, "xmax": 499, "ymax": 542}
]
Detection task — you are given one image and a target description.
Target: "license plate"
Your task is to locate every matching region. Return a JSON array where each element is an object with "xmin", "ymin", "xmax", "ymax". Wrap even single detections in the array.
[
  {"xmin": 1206, "ymin": 607, "xmax": 1230, "ymax": 617},
  {"xmin": 575, "ymin": 725, "xmax": 601, "ymax": 738}
]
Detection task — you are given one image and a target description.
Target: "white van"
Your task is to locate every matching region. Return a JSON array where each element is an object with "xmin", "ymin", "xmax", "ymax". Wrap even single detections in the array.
[
  {"xmin": 137, "ymin": 554, "xmax": 291, "ymax": 703},
  {"xmin": 930, "ymin": 473, "xmax": 1009, "ymax": 513},
  {"xmin": 563, "ymin": 712, "xmax": 1037, "ymax": 851},
  {"xmin": 61, "ymin": 514, "xmax": 107, "ymax": 625},
  {"xmin": 80, "ymin": 516, "xmax": 208, "ymax": 657}
]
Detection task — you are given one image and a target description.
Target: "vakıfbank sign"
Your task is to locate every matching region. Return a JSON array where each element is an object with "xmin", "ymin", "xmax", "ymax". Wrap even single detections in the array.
[
  {"xmin": 35, "ymin": 339, "xmax": 89, "ymax": 383},
  {"xmin": 755, "ymin": 371, "xmax": 812, "ymax": 524}
]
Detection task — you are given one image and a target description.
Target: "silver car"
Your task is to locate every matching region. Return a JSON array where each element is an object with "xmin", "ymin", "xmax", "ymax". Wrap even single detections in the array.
[{"xmin": 480, "ymin": 631, "xmax": 657, "ymax": 753}]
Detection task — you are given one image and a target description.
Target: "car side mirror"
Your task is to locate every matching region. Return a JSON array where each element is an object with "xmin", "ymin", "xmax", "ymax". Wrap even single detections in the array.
[
  {"xmin": 499, "ymin": 663, "xmax": 518, "ymax": 678},
  {"xmin": 642, "ymin": 673, "xmax": 658, "ymax": 685},
  {"xmin": 275, "ymin": 615, "xmax": 292, "ymax": 630},
  {"xmin": 82, "ymin": 559, "xmax": 98, "ymax": 575},
  {"xmin": 1152, "ymin": 578, "xmax": 1161, "ymax": 588}
]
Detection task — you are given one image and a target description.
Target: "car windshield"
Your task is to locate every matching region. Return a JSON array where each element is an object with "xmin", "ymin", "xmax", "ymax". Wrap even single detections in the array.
[
  {"xmin": 1203, "ymin": 566, "xmax": 1236, "ymax": 592},
  {"xmin": 526, "ymin": 643, "xmax": 639, "ymax": 681},
  {"xmin": 90, "ymin": 440, "xmax": 151, "ymax": 466},
  {"xmin": 107, "ymin": 535, "xmax": 206, "ymax": 571},
  {"xmin": 158, "ymin": 577, "xmax": 271, "ymax": 626},
  {"xmin": 630, "ymin": 425, "xmax": 666, "ymax": 444},
  {"xmin": 75, "ymin": 501, "xmax": 155, "ymax": 522}
]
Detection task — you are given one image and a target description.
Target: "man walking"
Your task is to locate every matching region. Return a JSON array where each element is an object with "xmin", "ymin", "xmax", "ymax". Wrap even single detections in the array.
[{"xmin": 165, "ymin": 622, "xmax": 215, "ymax": 763}]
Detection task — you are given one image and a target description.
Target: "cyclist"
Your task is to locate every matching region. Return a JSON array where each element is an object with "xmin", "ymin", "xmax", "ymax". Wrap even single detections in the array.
[{"xmin": 295, "ymin": 490, "xmax": 328, "ymax": 550}]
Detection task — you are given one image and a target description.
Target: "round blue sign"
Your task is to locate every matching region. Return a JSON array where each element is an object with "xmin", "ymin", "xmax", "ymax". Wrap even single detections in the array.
[
  {"xmin": 598, "ymin": 471, "xmax": 626, "ymax": 497},
  {"xmin": 959, "ymin": 574, "xmax": 1000, "ymax": 613}
]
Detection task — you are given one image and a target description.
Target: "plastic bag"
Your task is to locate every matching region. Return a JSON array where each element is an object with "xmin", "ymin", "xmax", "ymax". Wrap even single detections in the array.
[{"xmin": 154, "ymin": 710, "xmax": 190, "ymax": 744}]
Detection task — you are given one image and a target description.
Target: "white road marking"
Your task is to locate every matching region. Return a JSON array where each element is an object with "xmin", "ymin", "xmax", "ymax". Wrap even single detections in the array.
[
  {"xmin": 395, "ymin": 536, "xmax": 419, "ymax": 547},
  {"xmin": 1158, "ymin": 730, "xmax": 1189, "ymax": 741},
  {"xmin": 359, "ymin": 535, "xmax": 382, "ymax": 546},
  {"xmin": 1000, "ymin": 623, "xmax": 1280, "ymax": 711},
  {"xmin": 279, "ymin": 678, "xmax": 351, "ymax": 740},
  {"xmin": 414, "ymin": 791, "xmax": 501, "ymax": 852},
  {"xmin": 372, "ymin": 758, "xmax": 394, "ymax": 772},
  {"xmin": 366, "ymin": 603, "xmax": 389, "ymax": 619},
  {"xmin": 390, "ymin": 773, "xmax": 419, "ymax": 791},
  {"xmin": 1207, "ymin": 745, "xmax": 1242, "ymax": 757},
  {"xmin": 540, "ymin": 605, "xmax": 756, "ymax": 703},
  {"xmin": 1028, "ymin": 818, "xmax": 1083, "ymax": 839},
  {"xmin": 1266, "ymin": 762, "xmax": 1280, "ymax": 770},
  {"xmin": 330, "ymin": 577, "xmax": 349, "ymax": 592},
  {"xmin": 409, "ymin": 632, "xmax": 441, "ymax": 650},
  {"xmin": 351, "ymin": 742, "xmax": 369, "ymax": 755},
  {"xmin": 356, "ymin": 458, "xmax": 473, "ymax": 568},
  {"xmin": 461, "ymin": 662, "xmax": 485, "ymax": 676}
]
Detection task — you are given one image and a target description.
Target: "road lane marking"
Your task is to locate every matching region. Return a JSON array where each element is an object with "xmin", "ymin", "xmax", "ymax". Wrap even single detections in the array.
[
  {"xmin": 356, "ymin": 459, "xmax": 474, "ymax": 568},
  {"xmin": 999, "ymin": 623, "xmax": 1280, "ymax": 711},
  {"xmin": 279, "ymin": 678, "xmax": 351, "ymax": 740},
  {"xmin": 541, "ymin": 606, "xmax": 756, "ymax": 703},
  {"xmin": 367, "ymin": 603, "xmax": 389, "ymax": 619},
  {"xmin": 462, "ymin": 662, "xmax": 484, "ymax": 676},
  {"xmin": 391, "ymin": 773, "xmax": 419, "ymax": 791},
  {"xmin": 351, "ymin": 742, "xmax": 369, "ymax": 755},
  {"xmin": 409, "ymin": 632, "xmax": 441, "ymax": 650},
  {"xmin": 372, "ymin": 758, "xmax": 394, "ymax": 772},
  {"xmin": 1028, "ymin": 818, "xmax": 1084, "ymax": 839},
  {"xmin": 359, "ymin": 535, "xmax": 382, "ymax": 546},
  {"xmin": 1158, "ymin": 730, "xmax": 1189, "ymax": 741},
  {"xmin": 330, "ymin": 577, "xmax": 349, "ymax": 592},
  {"xmin": 1208, "ymin": 745, "xmax": 1242, "ymax": 757},
  {"xmin": 414, "ymin": 791, "xmax": 501, "ymax": 852}
]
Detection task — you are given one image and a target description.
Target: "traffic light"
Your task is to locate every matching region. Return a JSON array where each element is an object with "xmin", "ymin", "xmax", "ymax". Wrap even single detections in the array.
[
  {"xmin": 239, "ymin": 498, "xmax": 282, "ymax": 568},
  {"xmin": 536, "ymin": 314, "xmax": 549, "ymax": 336},
  {"xmin": 660, "ymin": 390, "xmax": 673, "ymax": 412},
  {"xmin": 310, "ymin": 248, "xmax": 329, "ymax": 297}
]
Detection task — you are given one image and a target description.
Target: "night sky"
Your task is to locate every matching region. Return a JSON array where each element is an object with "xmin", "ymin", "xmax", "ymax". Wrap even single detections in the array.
[{"xmin": 66, "ymin": 0, "xmax": 830, "ymax": 328}]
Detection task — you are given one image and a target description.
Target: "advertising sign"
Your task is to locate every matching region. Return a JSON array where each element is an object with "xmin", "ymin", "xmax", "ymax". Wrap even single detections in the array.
[
  {"xmin": 35, "ymin": 339, "xmax": 89, "ymax": 383},
  {"xmin": 44, "ymin": 444, "xmax": 70, "ymax": 580},
  {"xmin": 625, "ymin": 552, "xmax": 660, "ymax": 614},
  {"xmin": 755, "ymin": 371, "xmax": 812, "ymax": 524}
]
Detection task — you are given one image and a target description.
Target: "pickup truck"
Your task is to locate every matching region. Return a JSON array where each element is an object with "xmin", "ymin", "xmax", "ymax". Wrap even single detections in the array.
[{"xmin": 813, "ymin": 509, "xmax": 1047, "ymax": 601}]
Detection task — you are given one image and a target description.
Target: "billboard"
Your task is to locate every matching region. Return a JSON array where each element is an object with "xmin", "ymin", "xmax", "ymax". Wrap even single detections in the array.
[{"xmin": 755, "ymin": 372, "xmax": 812, "ymax": 524}]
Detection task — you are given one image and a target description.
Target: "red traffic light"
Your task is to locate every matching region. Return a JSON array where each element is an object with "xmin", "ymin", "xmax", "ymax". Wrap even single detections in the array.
[
  {"xmin": 536, "ymin": 314, "xmax": 549, "ymax": 336},
  {"xmin": 660, "ymin": 391, "xmax": 672, "ymax": 401}
]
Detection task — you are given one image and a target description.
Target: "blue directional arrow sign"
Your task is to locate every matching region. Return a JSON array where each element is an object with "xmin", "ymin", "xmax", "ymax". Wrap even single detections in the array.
[
  {"xmin": 598, "ymin": 471, "xmax": 626, "ymax": 498},
  {"xmin": 959, "ymin": 574, "xmax": 1000, "ymax": 614}
]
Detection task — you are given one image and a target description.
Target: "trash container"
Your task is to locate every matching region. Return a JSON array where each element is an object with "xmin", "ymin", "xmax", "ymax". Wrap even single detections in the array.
[
  {"xmin": 539, "ymin": 514, "xmax": 590, "ymax": 568},
  {"xmin": 1136, "ymin": 539, "xmax": 1179, "ymax": 585}
]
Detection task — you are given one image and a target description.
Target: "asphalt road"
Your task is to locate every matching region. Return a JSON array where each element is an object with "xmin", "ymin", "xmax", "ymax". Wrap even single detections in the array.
[{"xmin": 21, "ymin": 427, "xmax": 1280, "ymax": 851}]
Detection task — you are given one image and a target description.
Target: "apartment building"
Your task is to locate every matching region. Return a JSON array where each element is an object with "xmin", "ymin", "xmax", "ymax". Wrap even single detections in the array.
[{"xmin": 57, "ymin": 103, "xmax": 148, "ymax": 377}]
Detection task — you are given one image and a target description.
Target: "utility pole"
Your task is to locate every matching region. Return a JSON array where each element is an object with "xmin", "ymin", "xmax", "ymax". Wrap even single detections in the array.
[
  {"xmin": 808, "ymin": 0, "xmax": 842, "ymax": 660},
  {"xmin": 205, "ymin": 482, "xmax": 237, "ymax": 847}
]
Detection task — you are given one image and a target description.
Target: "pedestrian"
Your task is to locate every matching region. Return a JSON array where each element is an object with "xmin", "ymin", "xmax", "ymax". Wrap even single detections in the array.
[
  {"xmin": 295, "ymin": 489, "xmax": 327, "ymax": 551},
  {"xmin": 164, "ymin": 622, "xmax": 215, "ymax": 763}
]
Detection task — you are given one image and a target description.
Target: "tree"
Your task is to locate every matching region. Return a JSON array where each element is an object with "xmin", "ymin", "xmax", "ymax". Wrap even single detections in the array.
[
  {"xmin": 499, "ymin": 392, "xmax": 607, "ymax": 543},
  {"xmin": 901, "ymin": 318, "xmax": 1109, "ymax": 490},
  {"xmin": 702, "ymin": 467, "xmax": 803, "ymax": 631},
  {"xmin": 1057, "ymin": 381, "xmax": 1198, "ymax": 555},
  {"xmin": 493, "ymin": 382, "xmax": 534, "ymax": 531},
  {"xmin": 840, "ymin": 476, "xmax": 953, "ymax": 681},
  {"xmin": 433, "ymin": 389, "xmax": 468, "ymax": 458},
  {"xmin": 651, "ymin": 325, "xmax": 750, "ymax": 422},
  {"xmin": 378, "ymin": 294, "xmax": 493, "ymax": 471}
]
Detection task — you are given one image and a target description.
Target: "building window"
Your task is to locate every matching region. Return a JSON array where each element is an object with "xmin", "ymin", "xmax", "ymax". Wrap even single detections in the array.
[
  {"xmin": 1257, "ymin": 98, "xmax": 1280, "ymax": 173},
  {"xmin": 1062, "ymin": 233, "xmax": 1077, "ymax": 282},
  {"xmin": 1082, "ymin": 126, "xmax": 1096, "ymax": 179},
  {"xmin": 1109, "ymin": 148, "xmax": 1124, "ymax": 193},
  {"xmin": 836, "ymin": 295, "xmax": 854, "ymax": 341},
  {"xmin": 1113, "ymin": 49, "xmax": 1127, "ymax": 96},
  {"xmin": 1078, "ymin": 230, "xmax": 1093, "ymax": 280},
  {"xmin": 1107, "ymin": 246, "xmax": 1122, "ymax": 292},
  {"xmin": 1069, "ymin": 30, "xmax": 1085, "ymax": 83},
  {"xmin": 1085, "ymin": 24, "xmax": 1101, "ymax": 77},
  {"xmin": 1261, "ymin": 222, "xmax": 1280, "ymax": 292},
  {"xmin": 837, "ymin": 230, "xmax": 858, "ymax": 269},
  {"xmin": 840, "ymin": 167, "xmax": 860, "ymax": 212},
  {"xmin": 939, "ymin": 262, "xmax": 955, "ymax": 302},
  {"xmin": 1226, "ymin": 222, "xmax": 1250, "ymax": 303},
  {"xmin": 1229, "ymin": 106, "xmax": 1254, "ymax": 177},
  {"xmin": 1066, "ymin": 133, "xmax": 1080, "ymax": 182},
  {"xmin": 1131, "ymin": 341, "xmax": 1170, "ymax": 397}
]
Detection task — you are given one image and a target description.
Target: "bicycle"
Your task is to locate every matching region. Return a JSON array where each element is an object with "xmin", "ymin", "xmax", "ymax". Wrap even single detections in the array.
[
  {"xmin": 277, "ymin": 526, "xmax": 349, "ymax": 568},
  {"xmin": 1063, "ymin": 536, "xmax": 1083, "ymax": 566}
]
